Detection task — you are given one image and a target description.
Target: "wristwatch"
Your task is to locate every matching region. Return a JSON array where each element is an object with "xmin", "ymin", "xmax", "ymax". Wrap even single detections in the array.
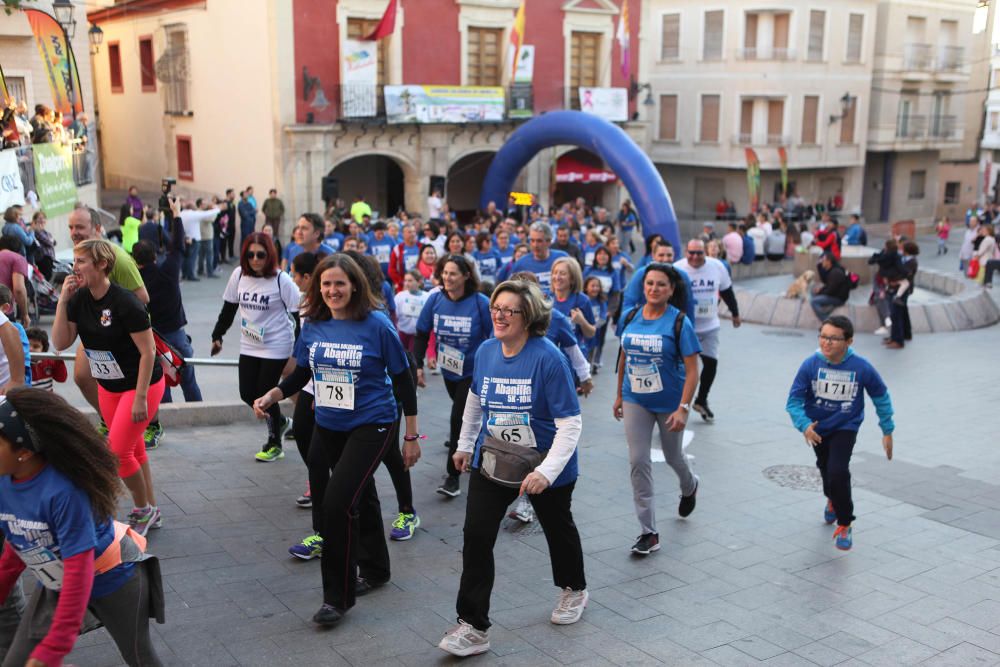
[{"xmin": 679, "ymin": 403, "xmax": 691, "ymax": 411}]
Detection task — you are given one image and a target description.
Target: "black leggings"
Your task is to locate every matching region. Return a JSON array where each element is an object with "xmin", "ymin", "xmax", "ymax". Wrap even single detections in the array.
[
  {"xmin": 696, "ymin": 355, "xmax": 718, "ymax": 405},
  {"xmin": 238, "ymin": 354, "xmax": 286, "ymax": 445},
  {"xmin": 309, "ymin": 423, "xmax": 394, "ymax": 611},
  {"xmin": 444, "ymin": 377, "xmax": 473, "ymax": 477},
  {"xmin": 295, "ymin": 396, "xmax": 412, "ymax": 526}
]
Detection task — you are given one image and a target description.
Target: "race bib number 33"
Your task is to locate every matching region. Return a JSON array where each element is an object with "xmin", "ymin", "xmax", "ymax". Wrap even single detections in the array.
[{"xmin": 85, "ymin": 349, "xmax": 124, "ymax": 380}]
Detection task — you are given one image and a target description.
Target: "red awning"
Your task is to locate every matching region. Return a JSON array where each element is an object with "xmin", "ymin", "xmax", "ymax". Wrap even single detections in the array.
[{"xmin": 555, "ymin": 155, "xmax": 617, "ymax": 184}]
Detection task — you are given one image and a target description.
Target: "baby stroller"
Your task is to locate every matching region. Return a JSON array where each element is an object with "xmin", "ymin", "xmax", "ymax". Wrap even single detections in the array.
[{"xmin": 27, "ymin": 262, "xmax": 61, "ymax": 321}]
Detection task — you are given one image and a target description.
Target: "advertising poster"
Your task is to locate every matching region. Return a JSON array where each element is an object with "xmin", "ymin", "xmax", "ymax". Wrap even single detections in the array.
[
  {"xmin": 384, "ymin": 85, "xmax": 504, "ymax": 124},
  {"xmin": 578, "ymin": 87, "xmax": 628, "ymax": 122},
  {"xmin": 32, "ymin": 143, "xmax": 76, "ymax": 216}
]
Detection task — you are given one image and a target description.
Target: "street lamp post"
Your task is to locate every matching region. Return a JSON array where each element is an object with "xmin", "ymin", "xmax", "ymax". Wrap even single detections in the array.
[{"xmin": 51, "ymin": 0, "xmax": 77, "ymax": 122}]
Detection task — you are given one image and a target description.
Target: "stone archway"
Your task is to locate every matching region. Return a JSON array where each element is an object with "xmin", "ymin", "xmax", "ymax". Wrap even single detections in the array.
[
  {"xmin": 327, "ymin": 153, "xmax": 412, "ymax": 218},
  {"xmin": 446, "ymin": 150, "xmax": 497, "ymax": 223}
]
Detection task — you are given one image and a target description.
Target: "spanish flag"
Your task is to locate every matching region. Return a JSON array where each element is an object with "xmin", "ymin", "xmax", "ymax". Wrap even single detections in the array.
[
  {"xmin": 364, "ymin": 0, "xmax": 398, "ymax": 41},
  {"xmin": 507, "ymin": 0, "xmax": 526, "ymax": 80}
]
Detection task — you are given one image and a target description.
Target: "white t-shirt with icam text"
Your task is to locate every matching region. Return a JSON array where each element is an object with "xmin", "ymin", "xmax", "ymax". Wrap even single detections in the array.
[{"xmin": 223, "ymin": 267, "xmax": 300, "ymax": 359}]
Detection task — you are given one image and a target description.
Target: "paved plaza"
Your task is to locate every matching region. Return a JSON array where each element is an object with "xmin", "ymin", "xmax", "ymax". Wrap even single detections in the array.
[{"xmin": 45, "ymin": 234, "xmax": 1000, "ymax": 666}]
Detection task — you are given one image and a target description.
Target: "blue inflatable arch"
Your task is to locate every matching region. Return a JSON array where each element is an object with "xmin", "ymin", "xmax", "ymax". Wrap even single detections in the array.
[{"xmin": 480, "ymin": 110, "xmax": 681, "ymax": 251}]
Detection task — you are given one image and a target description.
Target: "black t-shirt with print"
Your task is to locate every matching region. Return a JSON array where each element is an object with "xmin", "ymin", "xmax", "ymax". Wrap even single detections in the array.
[{"xmin": 67, "ymin": 283, "xmax": 162, "ymax": 393}]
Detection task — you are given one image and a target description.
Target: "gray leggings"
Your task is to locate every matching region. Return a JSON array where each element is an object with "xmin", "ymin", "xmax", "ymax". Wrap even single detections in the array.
[
  {"xmin": 3, "ymin": 566, "xmax": 161, "ymax": 667},
  {"xmin": 623, "ymin": 402, "xmax": 697, "ymax": 535}
]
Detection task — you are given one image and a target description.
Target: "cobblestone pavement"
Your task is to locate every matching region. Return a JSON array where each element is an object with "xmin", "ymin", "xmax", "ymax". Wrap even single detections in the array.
[{"xmin": 41, "ymin": 231, "xmax": 1000, "ymax": 665}]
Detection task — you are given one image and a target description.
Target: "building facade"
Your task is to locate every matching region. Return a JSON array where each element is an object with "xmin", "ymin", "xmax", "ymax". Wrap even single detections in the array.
[
  {"xmin": 861, "ymin": 0, "xmax": 980, "ymax": 226},
  {"xmin": 89, "ymin": 0, "xmax": 642, "ymax": 222},
  {"xmin": 640, "ymin": 0, "xmax": 878, "ymax": 222},
  {"xmin": 1, "ymin": 0, "xmax": 99, "ymax": 250}
]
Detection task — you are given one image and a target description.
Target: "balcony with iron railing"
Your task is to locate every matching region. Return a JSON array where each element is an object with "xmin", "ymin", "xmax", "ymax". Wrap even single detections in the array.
[
  {"xmin": 928, "ymin": 114, "xmax": 957, "ymax": 139},
  {"xmin": 937, "ymin": 45, "xmax": 964, "ymax": 72},
  {"xmin": 735, "ymin": 47, "xmax": 795, "ymax": 61},
  {"xmin": 896, "ymin": 114, "xmax": 927, "ymax": 140},
  {"xmin": 732, "ymin": 132, "xmax": 792, "ymax": 146},
  {"xmin": 892, "ymin": 114, "xmax": 959, "ymax": 143},
  {"xmin": 325, "ymin": 83, "xmax": 541, "ymax": 123},
  {"xmin": 903, "ymin": 43, "xmax": 934, "ymax": 72}
]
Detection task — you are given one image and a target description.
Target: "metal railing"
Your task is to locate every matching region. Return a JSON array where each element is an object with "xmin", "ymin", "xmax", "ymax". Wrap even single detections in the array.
[
  {"xmin": 903, "ymin": 43, "xmax": 933, "ymax": 71},
  {"xmin": 7, "ymin": 139, "xmax": 93, "ymax": 194},
  {"xmin": 732, "ymin": 132, "xmax": 790, "ymax": 146},
  {"xmin": 32, "ymin": 351, "xmax": 240, "ymax": 367},
  {"xmin": 937, "ymin": 45, "xmax": 964, "ymax": 72},
  {"xmin": 327, "ymin": 83, "xmax": 535, "ymax": 122},
  {"xmin": 896, "ymin": 114, "xmax": 927, "ymax": 139},
  {"xmin": 736, "ymin": 47, "xmax": 794, "ymax": 61},
  {"xmin": 929, "ymin": 114, "xmax": 957, "ymax": 139}
]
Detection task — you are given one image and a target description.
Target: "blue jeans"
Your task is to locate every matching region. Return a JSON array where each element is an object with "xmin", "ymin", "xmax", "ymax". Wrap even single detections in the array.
[
  {"xmin": 197, "ymin": 239, "xmax": 214, "ymax": 275},
  {"xmin": 160, "ymin": 327, "xmax": 202, "ymax": 403},
  {"xmin": 182, "ymin": 242, "xmax": 198, "ymax": 280},
  {"xmin": 810, "ymin": 295, "xmax": 844, "ymax": 321}
]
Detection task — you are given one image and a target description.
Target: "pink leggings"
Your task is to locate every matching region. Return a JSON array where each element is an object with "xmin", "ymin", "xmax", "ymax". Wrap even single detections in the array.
[{"xmin": 98, "ymin": 378, "xmax": 165, "ymax": 478}]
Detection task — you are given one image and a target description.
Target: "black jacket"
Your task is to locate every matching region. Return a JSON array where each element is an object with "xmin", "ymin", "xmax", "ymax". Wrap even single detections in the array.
[{"xmin": 817, "ymin": 262, "xmax": 851, "ymax": 302}]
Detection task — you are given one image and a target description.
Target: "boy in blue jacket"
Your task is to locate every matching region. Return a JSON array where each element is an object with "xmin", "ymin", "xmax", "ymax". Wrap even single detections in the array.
[{"xmin": 786, "ymin": 315, "xmax": 894, "ymax": 551}]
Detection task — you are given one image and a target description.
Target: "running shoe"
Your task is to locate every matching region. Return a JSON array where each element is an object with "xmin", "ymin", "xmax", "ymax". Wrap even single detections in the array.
[
  {"xmin": 312, "ymin": 603, "xmax": 343, "ymax": 627},
  {"xmin": 833, "ymin": 525, "xmax": 853, "ymax": 551},
  {"xmin": 389, "ymin": 512, "xmax": 421, "ymax": 541},
  {"xmin": 277, "ymin": 416, "xmax": 293, "ymax": 441},
  {"xmin": 437, "ymin": 475, "xmax": 461, "ymax": 498},
  {"xmin": 355, "ymin": 576, "xmax": 389, "ymax": 596},
  {"xmin": 296, "ymin": 483, "xmax": 312, "ymax": 508},
  {"xmin": 143, "ymin": 423, "xmax": 164, "ymax": 450},
  {"xmin": 692, "ymin": 401, "xmax": 715, "ymax": 422},
  {"xmin": 873, "ymin": 326, "xmax": 890, "ymax": 336},
  {"xmin": 438, "ymin": 620, "xmax": 490, "ymax": 657},
  {"xmin": 127, "ymin": 506, "xmax": 160, "ymax": 537},
  {"xmin": 255, "ymin": 444, "xmax": 284, "ymax": 462},
  {"xmin": 508, "ymin": 495, "xmax": 534, "ymax": 523},
  {"xmin": 678, "ymin": 476, "xmax": 699, "ymax": 518},
  {"xmin": 824, "ymin": 500, "xmax": 836, "ymax": 524},
  {"xmin": 97, "ymin": 420, "xmax": 109, "ymax": 438},
  {"xmin": 630, "ymin": 533, "xmax": 660, "ymax": 555},
  {"xmin": 551, "ymin": 588, "xmax": 589, "ymax": 625},
  {"xmin": 289, "ymin": 533, "xmax": 323, "ymax": 560},
  {"xmin": 151, "ymin": 506, "xmax": 163, "ymax": 529}
]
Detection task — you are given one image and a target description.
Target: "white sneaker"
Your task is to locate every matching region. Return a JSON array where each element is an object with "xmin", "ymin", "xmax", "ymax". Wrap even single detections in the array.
[
  {"xmin": 551, "ymin": 588, "xmax": 588, "ymax": 625},
  {"xmin": 439, "ymin": 620, "xmax": 490, "ymax": 656},
  {"xmin": 873, "ymin": 326, "xmax": 889, "ymax": 336},
  {"xmin": 884, "ymin": 317, "xmax": 892, "ymax": 327}
]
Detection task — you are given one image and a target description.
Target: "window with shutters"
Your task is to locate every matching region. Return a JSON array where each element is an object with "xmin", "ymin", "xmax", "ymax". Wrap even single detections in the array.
[
  {"xmin": 347, "ymin": 18, "xmax": 388, "ymax": 85},
  {"xmin": 161, "ymin": 26, "xmax": 190, "ymax": 114},
  {"xmin": 739, "ymin": 99, "xmax": 753, "ymax": 143},
  {"xmin": 839, "ymin": 96, "xmax": 856, "ymax": 144},
  {"xmin": 846, "ymin": 14, "xmax": 864, "ymax": 63},
  {"xmin": 108, "ymin": 42, "xmax": 123, "ymax": 94},
  {"xmin": 176, "ymin": 135, "xmax": 193, "ymax": 181},
  {"xmin": 801, "ymin": 95, "xmax": 819, "ymax": 144},
  {"xmin": 703, "ymin": 10, "xmax": 724, "ymax": 61},
  {"xmin": 773, "ymin": 13, "xmax": 789, "ymax": 59},
  {"xmin": 4, "ymin": 76, "xmax": 26, "ymax": 108},
  {"xmin": 659, "ymin": 95, "xmax": 677, "ymax": 140},
  {"xmin": 767, "ymin": 99, "xmax": 784, "ymax": 144},
  {"xmin": 699, "ymin": 94, "xmax": 720, "ymax": 142},
  {"xmin": 908, "ymin": 170, "xmax": 926, "ymax": 200},
  {"xmin": 139, "ymin": 36, "xmax": 156, "ymax": 92},
  {"xmin": 661, "ymin": 13, "xmax": 680, "ymax": 60},
  {"xmin": 466, "ymin": 26, "xmax": 503, "ymax": 86},
  {"xmin": 570, "ymin": 31, "xmax": 601, "ymax": 109},
  {"xmin": 807, "ymin": 10, "xmax": 825, "ymax": 61},
  {"xmin": 743, "ymin": 13, "xmax": 758, "ymax": 59}
]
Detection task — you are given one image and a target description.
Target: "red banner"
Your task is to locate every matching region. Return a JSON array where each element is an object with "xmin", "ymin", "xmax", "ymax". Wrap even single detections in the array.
[
  {"xmin": 24, "ymin": 9, "xmax": 83, "ymax": 116},
  {"xmin": 745, "ymin": 148, "xmax": 761, "ymax": 212}
]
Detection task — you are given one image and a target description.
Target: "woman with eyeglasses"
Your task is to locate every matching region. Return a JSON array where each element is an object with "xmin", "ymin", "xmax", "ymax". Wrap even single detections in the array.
[
  {"xmin": 211, "ymin": 232, "xmax": 300, "ymax": 462},
  {"xmin": 613, "ymin": 263, "xmax": 701, "ymax": 557},
  {"xmin": 438, "ymin": 279, "xmax": 587, "ymax": 657},
  {"xmin": 413, "ymin": 256, "xmax": 491, "ymax": 499}
]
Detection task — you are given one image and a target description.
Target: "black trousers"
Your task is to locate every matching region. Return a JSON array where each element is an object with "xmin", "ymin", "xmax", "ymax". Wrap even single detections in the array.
[
  {"xmin": 382, "ymin": 410, "xmax": 414, "ymax": 513},
  {"xmin": 890, "ymin": 298, "xmax": 912, "ymax": 345},
  {"xmin": 238, "ymin": 355, "xmax": 286, "ymax": 444},
  {"xmin": 444, "ymin": 377, "xmax": 473, "ymax": 477},
  {"xmin": 456, "ymin": 470, "xmax": 586, "ymax": 631},
  {"xmin": 696, "ymin": 355, "xmax": 718, "ymax": 405},
  {"xmin": 309, "ymin": 423, "xmax": 394, "ymax": 611},
  {"xmin": 813, "ymin": 430, "xmax": 857, "ymax": 527}
]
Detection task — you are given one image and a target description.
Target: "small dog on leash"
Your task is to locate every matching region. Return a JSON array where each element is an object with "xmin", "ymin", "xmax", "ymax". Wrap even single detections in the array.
[{"xmin": 785, "ymin": 270, "xmax": 815, "ymax": 299}]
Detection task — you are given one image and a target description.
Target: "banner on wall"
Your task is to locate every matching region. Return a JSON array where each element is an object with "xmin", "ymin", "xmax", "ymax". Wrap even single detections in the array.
[
  {"xmin": 777, "ymin": 146, "xmax": 789, "ymax": 197},
  {"xmin": 341, "ymin": 39, "xmax": 378, "ymax": 117},
  {"xmin": 745, "ymin": 148, "xmax": 761, "ymax": 212},
  {"xmin": 32, "ymin": 143, "xmax": 75, "ymax": 216},
  {"xmin": 0, "ymin": 150, "xmax": 26, "ymax": 210},
  {"xmin": 513, "ymin": 45, "xmax": 534, "ymax": 83},
  {"xmin": 24, "ymin": 9, "xmax": 84, "ymax": 117},
  {"xmin": 577, "ymin": 87, "xmax": 628, "ymax": 122},
  {"xmin": 384, "ymin": 85, "xmax": 505, "ymax": 124}
]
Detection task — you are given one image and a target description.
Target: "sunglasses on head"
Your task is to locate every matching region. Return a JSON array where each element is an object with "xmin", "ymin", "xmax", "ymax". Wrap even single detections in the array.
[{"xmin": 246, "ymin": 251, "xmax": 268, "ymax": 260}]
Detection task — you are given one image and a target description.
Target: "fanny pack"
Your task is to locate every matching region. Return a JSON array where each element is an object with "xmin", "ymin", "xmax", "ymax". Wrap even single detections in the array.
[{"xmin": 479, "ymin": 436, "xmax": 545, "ymax": 488}]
